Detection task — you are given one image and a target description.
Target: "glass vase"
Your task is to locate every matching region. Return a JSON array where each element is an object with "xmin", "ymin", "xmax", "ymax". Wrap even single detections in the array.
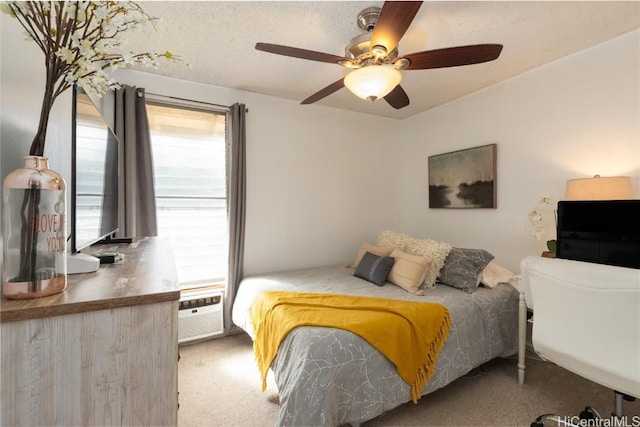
[{"xmin": 3, "ymin": 156, "xmax": 67, "ymax": 299}]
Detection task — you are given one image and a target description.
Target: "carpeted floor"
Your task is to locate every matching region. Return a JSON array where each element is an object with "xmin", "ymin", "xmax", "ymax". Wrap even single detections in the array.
[{"xmin": 177, "ymin": 333, "xmax": 639, "ymax": 427}]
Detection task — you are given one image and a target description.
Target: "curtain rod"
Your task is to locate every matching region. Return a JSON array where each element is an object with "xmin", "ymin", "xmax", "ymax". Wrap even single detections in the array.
[
  {"xmin": 145, "ymin": 92, "xmax": 249, "ymax": 113},
  {"xmin": 145, "ymin": 91, "xmax": 230, "ymax": 109}
]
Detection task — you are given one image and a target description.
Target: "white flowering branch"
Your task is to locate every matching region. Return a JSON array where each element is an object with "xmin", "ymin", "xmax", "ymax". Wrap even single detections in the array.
[
  {"xmin": 1, "ymin": 1, "xmax": 182, "ymax": 156},
  {"xmin": 528, "ymin": 196, "xmax": 555, "ymax": 240}
]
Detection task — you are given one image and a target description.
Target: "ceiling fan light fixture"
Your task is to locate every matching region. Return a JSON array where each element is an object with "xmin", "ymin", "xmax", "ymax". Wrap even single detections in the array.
[
  {"xmin": 371, "ymin": 44, "xmax": 387, "ymax": 59},
  {"xmin": 344, "ymin": 65, "xmax": 402, "ymax": 103}
]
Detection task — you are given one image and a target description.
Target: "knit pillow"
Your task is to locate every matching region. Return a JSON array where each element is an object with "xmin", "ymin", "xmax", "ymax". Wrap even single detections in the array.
[
  {"xmin": 376, "ymin": 230, "xmax": 410, "ymax": 251},
  {"xmin": 404, "ymin": 237, "xmax": 452, "ymax": 288}
]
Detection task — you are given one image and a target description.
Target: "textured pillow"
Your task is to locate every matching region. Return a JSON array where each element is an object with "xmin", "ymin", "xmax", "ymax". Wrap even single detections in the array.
[
  {"xmin": 480, "ymin": 261, "xmax": 518, "ymax": 289},
  {"xmin": 376, "ymin": 230, "xmax": 409, "ymax": 251},
  {"xmin": 387, "ymin": 249, "xmax": 431, "ymax": 296},
  {"xmin": 354, "ymin": 252, "xmax": 395, "ymax": 286},
  {"xmin": 348, "ymin": 243, "xmax": 394, "ymax": 268},
  {"xmin": 439, "ymin": 248, "xmax": 495, "ymax": 293},
  {"xmin": 405, "ymin": 237, "xmax": 452, "ymax": 288}
]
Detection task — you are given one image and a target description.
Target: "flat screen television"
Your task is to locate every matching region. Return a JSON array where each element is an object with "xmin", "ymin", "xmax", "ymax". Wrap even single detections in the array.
[
  {"xmin": 68, "ymin": 87, "xmax": 120, "ymax": 273},
  {"xmin": 556, "ymin": 200, "xmax": 640, "ymax": 269}
]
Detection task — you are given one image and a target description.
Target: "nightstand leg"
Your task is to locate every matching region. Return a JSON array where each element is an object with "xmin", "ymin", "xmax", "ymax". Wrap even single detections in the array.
[{"xmin": 518, "ymin": 291, "xmax": 527, "ymax": 384}]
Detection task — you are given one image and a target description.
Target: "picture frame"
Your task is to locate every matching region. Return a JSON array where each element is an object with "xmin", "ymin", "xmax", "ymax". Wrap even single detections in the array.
[{"xmin": 428, "ymin": 143, "xmax": 497, "ymax": 208}]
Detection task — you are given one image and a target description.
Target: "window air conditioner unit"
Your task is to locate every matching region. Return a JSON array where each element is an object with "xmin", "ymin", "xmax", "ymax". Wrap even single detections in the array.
[{"xmin": 178, "ymin": 290, "xmax": 224, "ymax": 343}]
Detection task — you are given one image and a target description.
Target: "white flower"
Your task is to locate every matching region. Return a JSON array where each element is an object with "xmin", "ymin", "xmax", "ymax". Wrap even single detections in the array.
[
  {"xmin": 6, "ymin": 1, "xmax": 182, "ymax": 97},
  {"xmin": 56, "ymin": 47, "xmax": 75, "ymax": 64},
  {"xmin": 528, "ymin": 196, "xmax": 556, "ymax": 240},
  {"xmin": 141, "ymin": 55, "xmax": 156, "ymax": 68},
  {"xmin": 77, "ymin": 39, "xmax": 94, "ymax": 57},
  {"xmin": 6, "ymin": 0, "xmax": 183, "ymax": 155},
  {"xmin": 92, "ymin": 4, "xmax": 108, "ymax": 20},
  {"xmin": 121, "ymin": 52, "xmax": 136, "ymax": 66}
]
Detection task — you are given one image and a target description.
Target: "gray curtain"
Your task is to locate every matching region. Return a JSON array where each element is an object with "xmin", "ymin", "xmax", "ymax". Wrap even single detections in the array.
[
  {"xmin": 225, "ymin": 103, "xmax": 246, "ymax": 329},
  {"xmin": 114, "ymin": 85, "xmax": 158, "ymax": 238}
]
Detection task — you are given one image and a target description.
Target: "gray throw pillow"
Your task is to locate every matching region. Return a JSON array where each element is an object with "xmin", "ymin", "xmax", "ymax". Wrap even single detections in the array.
[
  {"xmin": 354, "ymin": 251, "xmax": 395, "ymax": 286},
  {"xmin": 438, "ymin": 247, "xmax": 495, "ymax": 293}
]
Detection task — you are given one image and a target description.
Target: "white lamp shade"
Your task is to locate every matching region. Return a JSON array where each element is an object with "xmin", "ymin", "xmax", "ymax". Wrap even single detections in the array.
[
  {"xmin": 565, "ymin": 176, "xmax": 633, "ymax": 200},
  {"xmin": 344, "ymin": 65, "xmax": 402, "ymax": 102}
]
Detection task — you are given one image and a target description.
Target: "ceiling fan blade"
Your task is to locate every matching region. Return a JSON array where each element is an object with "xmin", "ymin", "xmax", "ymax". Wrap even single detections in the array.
[
  {"xmin": 384, "ymin": 85, "xmax": 410, "ymax": 109},
  {"xmin": 301, "ymin": 79, "xmax": 345, "ymax": 105},
  {"xmin": 400, "ymin": 44, "xmax": 503, "ymax": 70},
  {"xmin": 256, "ymin": 43, "xmax": 348, "ymax": 65},
  {"xmin": 370, "ymin": 1, "xmax": 423, "ymax": 56}
]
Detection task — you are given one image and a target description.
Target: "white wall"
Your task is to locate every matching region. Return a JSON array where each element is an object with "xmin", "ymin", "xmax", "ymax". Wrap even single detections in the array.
[{"xmin": 399, "ymin": 30, "xmax": 640, "ymax": 272}]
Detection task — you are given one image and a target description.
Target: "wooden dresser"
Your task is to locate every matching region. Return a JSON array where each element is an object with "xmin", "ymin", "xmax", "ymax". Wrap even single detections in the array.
[{"xmin": 0, "ymin": 237, "xmax": 180, "ymax": 426}]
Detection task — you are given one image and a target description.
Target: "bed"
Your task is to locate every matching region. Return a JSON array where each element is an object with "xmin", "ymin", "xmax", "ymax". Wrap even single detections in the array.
[{"xmin": 232, "ymin": 260, "xmax": 519, "ymax": 426}]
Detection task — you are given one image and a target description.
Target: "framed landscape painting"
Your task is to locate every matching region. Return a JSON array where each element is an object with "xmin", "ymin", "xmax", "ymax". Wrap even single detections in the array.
[{"xmin": 428, "ymin": 144, "xmax": 497, "ymax": 208}]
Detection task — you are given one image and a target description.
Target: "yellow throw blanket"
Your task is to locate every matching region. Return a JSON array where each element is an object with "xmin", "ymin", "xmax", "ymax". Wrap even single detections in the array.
[{"xmin": 249, "ymin": 291, "xmax": 451, "ymax": 403}]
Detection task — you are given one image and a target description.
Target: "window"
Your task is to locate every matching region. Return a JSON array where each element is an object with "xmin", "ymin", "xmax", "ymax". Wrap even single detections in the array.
[{"xmin": 145, "ymin": 99, "xmax": 228, "ymax": 288}]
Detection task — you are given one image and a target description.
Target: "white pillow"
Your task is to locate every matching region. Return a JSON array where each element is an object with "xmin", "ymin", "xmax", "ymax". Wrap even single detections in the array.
[{"xmin": 480, "ymin": 261, "xmax": 518, "ymax": 289}]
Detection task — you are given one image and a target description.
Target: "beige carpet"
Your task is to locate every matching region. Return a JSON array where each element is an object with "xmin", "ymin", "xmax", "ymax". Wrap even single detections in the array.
[{"xmin": 177, "ymin": 333, "xmax": 639, "ymax": 427}]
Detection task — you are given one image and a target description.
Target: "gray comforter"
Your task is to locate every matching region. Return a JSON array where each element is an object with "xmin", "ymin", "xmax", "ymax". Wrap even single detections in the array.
[{"xmin": 232, "ymin": 265, "xmax": 519, "ymax": 426}]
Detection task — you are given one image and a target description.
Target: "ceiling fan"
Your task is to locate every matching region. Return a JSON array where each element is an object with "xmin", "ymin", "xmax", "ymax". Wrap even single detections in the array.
[{"xmin": 255, "ymin": 1, "xmax": 503, "ymax": 109}]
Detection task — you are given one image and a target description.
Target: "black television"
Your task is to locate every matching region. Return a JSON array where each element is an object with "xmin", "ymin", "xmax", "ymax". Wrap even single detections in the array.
[
  {"xmin": 556, "ymin": 200, "xmax": 640, "ymax": 269},
  {"xmin": 68, "ymin": 87, "xmax": 120, "ymax": 273}
]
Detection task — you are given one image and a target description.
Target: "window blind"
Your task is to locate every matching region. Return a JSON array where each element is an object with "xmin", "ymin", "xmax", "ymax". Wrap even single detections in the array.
[{"xmin": 146, "ymin": 102, "xmax": 228, "ymax": 287}]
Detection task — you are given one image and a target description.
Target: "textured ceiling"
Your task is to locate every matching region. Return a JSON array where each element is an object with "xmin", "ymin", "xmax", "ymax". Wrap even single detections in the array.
[{"xmin": 124, "ymin": 1, "xmax": 640, "ymax": 119}]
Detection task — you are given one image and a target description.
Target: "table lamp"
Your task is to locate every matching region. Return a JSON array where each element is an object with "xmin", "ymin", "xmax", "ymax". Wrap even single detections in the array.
[{"xmin": 564, "ymin": 175, "xmax": 633, "ymax": 200}]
